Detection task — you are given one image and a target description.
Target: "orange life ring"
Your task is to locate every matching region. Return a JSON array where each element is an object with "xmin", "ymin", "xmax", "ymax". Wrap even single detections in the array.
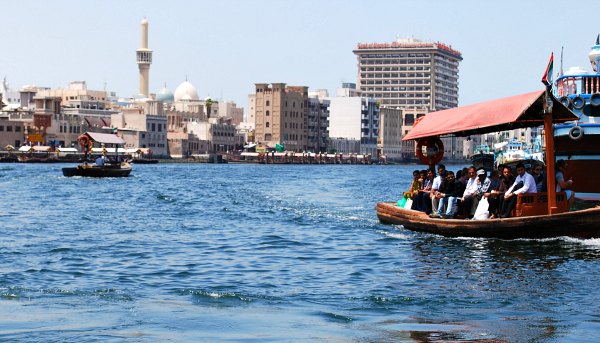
[
  {"xmin": 78, "ymin": 135, "xmax": 90, "ymax": 149},
  {"xmin": 415, "ymin": 137, "xmax": 444, "ymax": 165}
]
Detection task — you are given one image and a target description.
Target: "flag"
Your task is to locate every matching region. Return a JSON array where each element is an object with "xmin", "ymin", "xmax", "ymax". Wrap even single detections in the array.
[{"xmin": 541, "ymin": 52, "xmax": 554, "ymax": 86}]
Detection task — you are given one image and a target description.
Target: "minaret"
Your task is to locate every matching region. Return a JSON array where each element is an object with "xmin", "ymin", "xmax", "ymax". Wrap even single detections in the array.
[{"xmin": 136, "ymin": 17, "xmax": 152, "ymax": 97}]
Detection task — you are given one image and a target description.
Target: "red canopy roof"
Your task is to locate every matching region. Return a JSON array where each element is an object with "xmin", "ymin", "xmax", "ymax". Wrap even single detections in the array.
[{"xmin": 403, "ymin": 90, "xmax": 578, "ymax": 141}]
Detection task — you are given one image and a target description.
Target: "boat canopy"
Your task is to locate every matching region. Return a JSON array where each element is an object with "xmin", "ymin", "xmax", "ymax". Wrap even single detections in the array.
[
  {"xmin": 85, "ymin": 132, "xmax": 126, "ymax": 145},
  {"xmin": 403, "ymin": 90, "xmax": 578, "ymax": 141}
]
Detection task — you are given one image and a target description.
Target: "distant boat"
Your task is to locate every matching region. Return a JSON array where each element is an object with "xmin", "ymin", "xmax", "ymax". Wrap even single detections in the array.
[
  {"xmin": 470, "ymin": 144, "xmax": 494, "ymax": 171},
  {"xmin": 62, "ymin": 132, "xmax": 132, "ymax": 177}
]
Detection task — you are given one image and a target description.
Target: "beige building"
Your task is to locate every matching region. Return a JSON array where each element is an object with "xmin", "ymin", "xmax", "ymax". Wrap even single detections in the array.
[
  {"xmin": 378, "ymin": 106, "xmax": 403, "ymax": 162},
  {"xmin": 111, "ymin": 106, "xmax": 168, "ymax": 156},
  {"xmin": 353, "ymin": 37, "xmax": 462, "ymax": 111},
  {"xmin": 254, "ymin": 83, "xmax": 308, "ymax": 151}
]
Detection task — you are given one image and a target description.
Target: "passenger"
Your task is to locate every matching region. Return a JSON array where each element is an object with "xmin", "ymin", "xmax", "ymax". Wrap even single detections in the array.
[
  {"xmin": 430, "ymin": 164, "xmax": 446, "ymax": 213},
  {"xmin": 531, "ymin": 165, "xmax": 546, "ymax": 192},
  {"xmin": 460, "ymin": 166, "xmax": 478, "ymax": 218},
  {"xmin": 95, "ymin": 155, "xmax": 105, "ymax": 166},
  {"xmin": 458, "ymin": 167, "xmax": 469, "ymax": 185},
  {"xmin": 430, "ymin": 171, "xmax": 465, "ymax": 219},
  {"xmin": 555, "ymin": 160, "xmax": 574, "ymax": 203},
  {"xmin": 498, "ymin": 162, "xmax": 537, "ymax": 218},
  {"xmin": 417, "ymin": 168, "xmax": 434, "ymax": 213},
  {"xmin": 484, "ymin": 166, "xmax": 514, "ymax": 219},
  {"xmin": 470, "ymin": 168, "xmax": 492, "ymax": 216},
  {"xmin": 403, "ymin": 170, "xmax": 421, "ymax": 198}
]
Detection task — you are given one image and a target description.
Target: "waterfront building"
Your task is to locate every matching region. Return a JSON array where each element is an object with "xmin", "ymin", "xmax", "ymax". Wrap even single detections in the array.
[
  {"xmin": 217, "ymin": 101, "xmax": 244, "ymax": 126},
  {"xmin": 136, "ymin": 18, "xmax": 153, "ymax": 98},
  {"xmin": 378, "ymin": 106, "xmax": 403, "ymax": 162},
  {"xmin": 353, "ymin": 38, "xmax": 465, "ymax": 161},
  {"xmin": 253, "ymin": 83, "xmax": 308, "ymax": 152},
  {"xmin": 327, "ymin": 83, "xmax": 379, "ymax": 157},
  {"xmin": 307, "ymin": 91, "xmax": 330, "ymax": 153},
  {"xmin": 111, "ymin": 104, "xmax": 168, "ymax": 156}
]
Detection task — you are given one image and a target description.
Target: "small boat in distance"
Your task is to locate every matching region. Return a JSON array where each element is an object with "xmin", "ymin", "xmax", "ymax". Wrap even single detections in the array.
[
  {"xmin": 470, "ymin": 144, "xmax": 494, "ymax": 171},
  {"xmin": 62, "ymin": 132, "xmax": 132, "ymax": 177}
]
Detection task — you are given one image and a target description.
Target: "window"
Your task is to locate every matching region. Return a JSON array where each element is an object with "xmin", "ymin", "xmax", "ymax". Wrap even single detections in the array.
[
  {"xmin": 266, "ymin": 110, "xmax": 270, "ymax": 116},
  {"xmin": 15, "ymin": 126, "xmax": 21, "ymax": 132},
  {"xmin": 152, "ymin": 123, "xmax": 156, "ymax": 131},
  {"xmin": 0, "ymin": 126, "xmax": 3, "ymax": 131},
  {"xmin": 266, "ymin": 100, "xmax": 270, "ymax": 106},
  {"xmin": 6, "ymin": 126, "xmax": 12, "ymax": 132},
  {"xmin": 266, "ymin": 122, "xmax": 270, "ymax": 128}
]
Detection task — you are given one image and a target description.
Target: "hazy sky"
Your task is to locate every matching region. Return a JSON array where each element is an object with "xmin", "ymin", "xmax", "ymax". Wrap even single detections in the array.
[{"xmin": 2, "ymin": 0, "xmax": 599, "ymax": 110}]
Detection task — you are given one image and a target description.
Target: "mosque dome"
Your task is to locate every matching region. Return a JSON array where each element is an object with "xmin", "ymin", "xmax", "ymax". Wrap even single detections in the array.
[
  {"xmin": 174, "ymin": 81, "xmax": 199, "ymax": 102},
  {"xmin": 156, "ymin": 86, "xmax": 174, "ymax": 102}
]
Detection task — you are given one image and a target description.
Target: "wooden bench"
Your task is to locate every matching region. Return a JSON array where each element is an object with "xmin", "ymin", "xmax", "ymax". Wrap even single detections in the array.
[{"xmin": 515, "ymin": 192, "xmax": 570, "ymax": 217}]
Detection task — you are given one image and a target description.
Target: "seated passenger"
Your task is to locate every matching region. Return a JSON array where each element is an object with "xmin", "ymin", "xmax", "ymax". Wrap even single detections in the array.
[
  {"xmin": 416, "ymin": 168, "xmax": 434, "ymax": 213},
  {"xmin": 555, "ymin": 159, "xmax": 574, "ymax": 204},
  {"xmin": 95, "ymin": 155, "xmax": 105, "ymax": 166},
  {"xmin": 484, "ymin": 166, "xmax": 514, "ymax": 219},
  {"xmin": 403, "ymin": 170, "xmax": 421, "ymax": 209},
  {"xmin": 498, "ymin": 162, "xmax": 537, "ymax": 218},
  {"xmin": 430, "ymin": 164, "xmax": 446, "ymax": 213},
  {"xmin": 430, "ymin": 171, "xmax": 464, "ymax": 219},
  {"xmin": 531, "ymin": 165, "xmax": 546, "ymax": 192},
  {"xmin": 469, "ymin": 169, "xmax": 492, "ymax": 216},
  {"xmin": 460, "ymin": 166, "xmax": 478, "ymax": 218}
]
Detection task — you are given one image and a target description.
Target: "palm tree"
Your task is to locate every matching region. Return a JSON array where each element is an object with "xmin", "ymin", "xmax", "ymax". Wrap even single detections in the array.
[{"xmin": 204, "ymin": 97, "xmax": 213, "ymax": 119}]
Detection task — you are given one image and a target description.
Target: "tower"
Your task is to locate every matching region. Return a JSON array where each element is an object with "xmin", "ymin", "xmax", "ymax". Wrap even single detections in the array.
[{"xmin": 136, "ymin": 17, "xmax": 152, "ymax": 97}]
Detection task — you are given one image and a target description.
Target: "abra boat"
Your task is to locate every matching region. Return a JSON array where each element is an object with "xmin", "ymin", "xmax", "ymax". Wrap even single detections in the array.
[
  {"xmin": 553, "ymin": 36, "xmax": 600, "ymax": 201},
  {"xmin": 470, "ymin": 144, "xmax": 494, "ymax": 171},
  {"xmin": 62, "ymin": 132, "xmax": 132, "ymax": 177},
  {"xmin": 376, "ymin": 90, "xmax": 600, "ymax": 239}
]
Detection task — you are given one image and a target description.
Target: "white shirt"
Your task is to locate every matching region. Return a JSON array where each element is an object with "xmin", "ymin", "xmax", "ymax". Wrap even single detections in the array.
[
  {"xmin": 463, "ymin": 177, "xmax": 478, "ymax": 197},
  {"xmin": 507, "ymin": 171, "xmax": 537, "ymax": 195},
  {"xmin": 432, "ymin": 175, "xmax": 442, "ymax": 190}
]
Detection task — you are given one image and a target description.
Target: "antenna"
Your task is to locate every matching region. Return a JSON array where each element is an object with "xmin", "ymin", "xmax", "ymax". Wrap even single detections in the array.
[{"xmin": 560, "ymin": 46, "xmax": 564, "ymax": 77}]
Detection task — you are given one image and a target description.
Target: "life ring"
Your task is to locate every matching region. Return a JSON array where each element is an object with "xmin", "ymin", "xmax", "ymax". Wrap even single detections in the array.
[
  {"xmin": 78, "ymin": 135, "xmax": 90, "ymax": 149},
  {"xmin": 559, "ymin": 96, "xmax": 572, "ymax": 108},
  {"xmin": 415, "ymin": 137, "xmax": 444, "ymax": 165},
  {"xmin": 572, "ymin": 96, "xmax": 585, "ymax": 110},
  {"xmin": 568, "ymin": 125, "xmax": 584, "ymax": 140}
]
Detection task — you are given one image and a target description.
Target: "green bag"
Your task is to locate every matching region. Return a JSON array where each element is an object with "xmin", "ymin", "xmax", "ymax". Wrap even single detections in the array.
[{"xmin": 397, "ymin": 197, "xmax": 407, "ymax": 207}]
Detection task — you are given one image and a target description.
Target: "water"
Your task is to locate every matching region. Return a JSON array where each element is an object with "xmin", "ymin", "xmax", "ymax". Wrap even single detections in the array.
[{"xmin": 1, "ymin": 163, "xmax": 600, "ymax": 342}]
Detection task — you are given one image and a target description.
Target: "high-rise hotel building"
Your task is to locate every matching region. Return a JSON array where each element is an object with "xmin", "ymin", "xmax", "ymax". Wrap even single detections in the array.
[{"xmin": 353, "ymin": 37, "xmax": 462, "ymax": 111}]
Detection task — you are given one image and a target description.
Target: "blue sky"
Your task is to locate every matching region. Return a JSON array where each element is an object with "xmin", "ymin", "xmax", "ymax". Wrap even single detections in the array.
[{"xmin": 2, "ymin": 0, "xmax": 599, "ymax": 110}]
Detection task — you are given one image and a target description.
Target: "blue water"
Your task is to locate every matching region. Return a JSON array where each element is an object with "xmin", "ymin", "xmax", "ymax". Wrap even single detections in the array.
[{"xmin": 1, "ymin": 163, "xmax": 600, "ymax": 342}]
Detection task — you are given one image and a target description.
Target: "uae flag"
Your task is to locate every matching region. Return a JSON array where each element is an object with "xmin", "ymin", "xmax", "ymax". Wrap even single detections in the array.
[{"xmin": 541, "ymin": 52, "xmax": 554, "ymax": 86}]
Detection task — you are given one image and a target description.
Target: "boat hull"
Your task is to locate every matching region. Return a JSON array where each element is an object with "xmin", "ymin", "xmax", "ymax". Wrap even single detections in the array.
[
  {"xmin": 62, "ymin": 165, "xmax": 132, "ymax": 177},
  {"xmin": 376, "ymin": 202, "xmax": 600, "ymax": 239},
  {"xmin": 555, "ymin": 123, "xmax": 600, "ymax": 201}
]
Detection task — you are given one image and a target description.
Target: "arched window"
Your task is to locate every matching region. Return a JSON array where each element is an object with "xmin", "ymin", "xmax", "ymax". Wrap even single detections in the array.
[
  {"xmin": 266, "ymin": 122, "xmax": 270, "ymax": 128},
  {"xmin": 266, "ymin": 110, "xmax": 270, "ymax": 116},
  {"xmin": 266, "ymin": 100, "xmax": 270, "ymax": 106}
]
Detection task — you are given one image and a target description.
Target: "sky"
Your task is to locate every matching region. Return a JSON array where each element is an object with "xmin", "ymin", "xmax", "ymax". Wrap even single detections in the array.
[{"xmin": 2, "ymin": 0, "xmax": 600, "ymax": 111}]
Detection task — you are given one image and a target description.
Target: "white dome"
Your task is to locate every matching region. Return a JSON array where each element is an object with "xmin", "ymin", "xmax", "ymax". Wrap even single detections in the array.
[{"xmin": 174, "ymin": 81, "xmax": 199, "ymax": 102}]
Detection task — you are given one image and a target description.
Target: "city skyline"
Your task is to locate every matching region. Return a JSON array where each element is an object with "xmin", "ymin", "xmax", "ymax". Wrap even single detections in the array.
[{"xmin": 2, "ymin": 0, "xmax": 599, "ymax": 110}]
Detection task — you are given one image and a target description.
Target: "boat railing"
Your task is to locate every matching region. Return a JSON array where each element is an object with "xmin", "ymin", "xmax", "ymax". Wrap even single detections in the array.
[{"xmin": 515, "ymin": 192, "xmax": 569, "ymax": 217}]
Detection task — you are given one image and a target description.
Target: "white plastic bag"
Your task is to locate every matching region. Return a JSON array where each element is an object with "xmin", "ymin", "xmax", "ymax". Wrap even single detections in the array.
[
  {"xmin": 403, "ymin": 198, "xmax": 414, "ymax": 209},
  {"xmin": 473, "ymin": 197, "xmax": 490, "ymax": 220}
]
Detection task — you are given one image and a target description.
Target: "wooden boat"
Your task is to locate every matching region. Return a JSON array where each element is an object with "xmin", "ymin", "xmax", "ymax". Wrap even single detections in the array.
[
  {"xmin": 62, "ymin": 132, "xmax": 132, "ymax": 178},
  {"xmin": 62, "ymin": 162, "xmax": 132, "ymax": 177},
  {"xmin": 376, "ymin": 88, "xmax": 600, "ymax": 239}
]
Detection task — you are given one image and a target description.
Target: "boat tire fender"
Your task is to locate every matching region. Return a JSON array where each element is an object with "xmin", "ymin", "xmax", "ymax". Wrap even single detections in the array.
[
  {"xmin": 416, "ymin": 137, "xmax": 444, "ymax": 165},
  {"xmin": 572, "ymin": 96, "xmax": 585, "ymax": 110},
  {"xmin": 590, "ymin": 93, "xmax": 600, "ymax": 107},
  {"xmin": 568, "ymin": 125, "xmax": 584, "ymax": 140},
  {"xmin": 559, "ymin": 96, "xmax": 571, "ymax": 108}
]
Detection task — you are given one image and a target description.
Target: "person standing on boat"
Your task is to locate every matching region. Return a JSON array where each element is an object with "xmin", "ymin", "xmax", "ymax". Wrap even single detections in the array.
[
  {"xmin": 499, "ymin": 162, "xmax": 537, "ymax": 218},
  {"xmin": 555, "ymin": 160, "xmax": 574, "ymax": 203}
]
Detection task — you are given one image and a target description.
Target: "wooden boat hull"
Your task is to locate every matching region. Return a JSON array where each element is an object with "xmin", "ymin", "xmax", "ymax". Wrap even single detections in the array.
[
  {"xmin": 62, "ymin": 165, "xmax": 132, "ymax": 177},
  {"xmin": 376, "ymin": 202, "xmax": 600, "ymax": 239}
]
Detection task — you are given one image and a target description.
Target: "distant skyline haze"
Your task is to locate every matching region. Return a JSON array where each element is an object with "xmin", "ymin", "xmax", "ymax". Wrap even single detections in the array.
[{"xmin": 2, "ymin": 0, "xmax": 599, "ymax": 111}]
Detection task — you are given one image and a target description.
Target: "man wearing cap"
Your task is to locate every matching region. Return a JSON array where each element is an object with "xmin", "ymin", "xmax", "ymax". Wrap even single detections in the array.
[{"xmin": 470, "ymin": 168, "xmax": 492, "ymax": 217}]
